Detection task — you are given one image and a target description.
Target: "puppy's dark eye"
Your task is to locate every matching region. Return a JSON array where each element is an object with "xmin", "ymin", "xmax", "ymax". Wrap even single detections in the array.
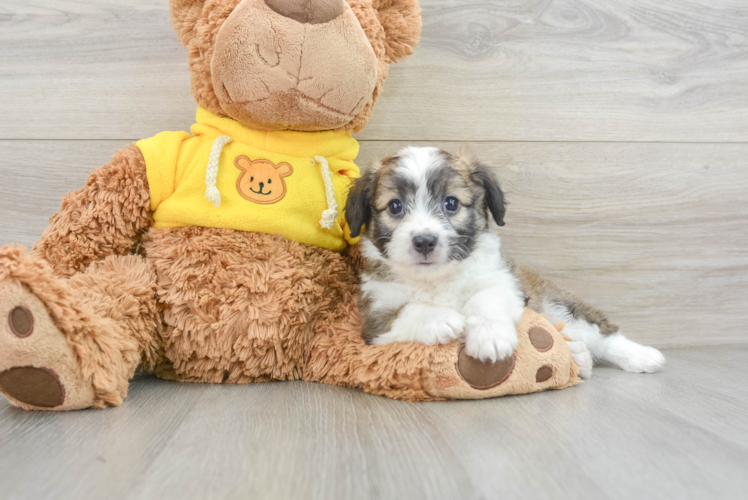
[
  {"xmin": 387, "ymin": 198, "xmax": 404, "ymax": 216},
  {"xmin": 250, "ymin": 177, "xmax": 254, "ymax": 182},
  {"xmin": 268, "ymin": 179, "xmax": 272, "ymax": 184},
  {"xmin": 443, "ymin": 196, "xmax": 460, "ymax": 213}
]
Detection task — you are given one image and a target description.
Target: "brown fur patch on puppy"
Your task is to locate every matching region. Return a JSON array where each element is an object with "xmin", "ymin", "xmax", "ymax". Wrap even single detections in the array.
[
  {"xmin": 516, "ymin": 266, "xmax": 619, "ymax": 336},
  {"xmin": 358, "ymin": 294, "xmax": 404, "ymax": 344},
  {"xmin": 451, "ymin": 146, "xmax": 507, "ymax": 227},
  {"xmin": 358, "ymin": 258, "xmax": 402, "ymax": 343}
]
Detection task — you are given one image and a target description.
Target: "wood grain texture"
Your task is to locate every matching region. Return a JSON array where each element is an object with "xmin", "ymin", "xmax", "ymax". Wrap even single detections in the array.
[
  {"xmin": 1, "ymin": 0, "xmax": 748, "ymax": 141},
  {"xmin": 1, "ymin": 140, "xmax": 746, "ymax": 348},
  {"xmin": 1, "ymin": 346, "xmax": 747, "ymax": 500}
]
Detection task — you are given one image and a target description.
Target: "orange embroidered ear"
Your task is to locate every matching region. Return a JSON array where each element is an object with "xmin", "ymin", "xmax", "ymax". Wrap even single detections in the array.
[
  {"xmin": 276, "ymin": 162, "xmax": 293, "ymax": 178},
  {"xmin": 235, "ymin": 156, "xmax": 252, "ymax": 171}
]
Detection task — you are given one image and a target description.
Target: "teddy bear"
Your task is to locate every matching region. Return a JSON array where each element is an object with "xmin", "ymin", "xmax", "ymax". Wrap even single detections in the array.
[{"xmin": 0, "ymin": 0, "xmax": 579, "ymax": 411}]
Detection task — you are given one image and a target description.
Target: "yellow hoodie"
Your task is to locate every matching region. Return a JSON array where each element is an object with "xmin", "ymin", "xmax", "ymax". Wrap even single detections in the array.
[{"xmin": 136, "ymin": 108, "xmax": 360, "ymax": 252}]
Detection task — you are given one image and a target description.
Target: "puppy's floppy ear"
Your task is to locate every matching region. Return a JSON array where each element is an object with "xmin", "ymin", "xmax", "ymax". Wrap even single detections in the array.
[
  {"xmin": 345, "ymin": 168, "xmax": 378, "ymax": 238},
  {"xmin": 470, "ymin": 165, "xmax": 507, "ymax": 227}
]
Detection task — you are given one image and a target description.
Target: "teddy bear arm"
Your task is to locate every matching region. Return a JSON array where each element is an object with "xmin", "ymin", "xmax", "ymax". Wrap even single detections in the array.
[
  {"xmin": 305, "ymin": 302, "xmax": 581, "ymax": 401},
  {"xmin": 31, "ymin": 144, "xmax": 153, "ymax": 278}
]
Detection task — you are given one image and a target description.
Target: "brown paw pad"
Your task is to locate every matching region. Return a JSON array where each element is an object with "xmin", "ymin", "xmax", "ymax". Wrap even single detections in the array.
[
  {"xmin": 456, "ymin": 346, "xmax": 515, "ymax": 390},
  {"xmin": 0, "ymin": 366, "xmax": 65, "ymax": 408},
  {"xmin": 8, "ymin": 306, "xmax": 34, "ymax": 338},
  {"xmin": 536, "ymin": 365, "xmax": 553, "ymax": 383},
  {"xmin": 529, "ymin": 326, "xmax": 554, "ymax": 352}
]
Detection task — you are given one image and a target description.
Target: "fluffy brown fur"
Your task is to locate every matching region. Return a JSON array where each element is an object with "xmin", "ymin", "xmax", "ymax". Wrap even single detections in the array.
[
  {"xmin": 143, "ymin": 227, "xmax": 357, "ymax": 384},
  {"xmin": 31, "ymin": 145, "xmax": 153, "ymax": 279}
]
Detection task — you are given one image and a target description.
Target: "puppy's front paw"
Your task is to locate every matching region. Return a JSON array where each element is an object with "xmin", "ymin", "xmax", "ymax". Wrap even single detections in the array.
[
  {"xmin": 371, "ymin": 307, "xmax": 465, "ymax": 346},
  {"xmin": 419, "ymin": 309, "xmax": 465, "ymax": 345},
  {"xmin": 464, "ymin": 316, "xmax": 518, "ymax": 362},
  {"xmin": 567, "ymin": 341, "xmax": 593, "ymax": 379}
]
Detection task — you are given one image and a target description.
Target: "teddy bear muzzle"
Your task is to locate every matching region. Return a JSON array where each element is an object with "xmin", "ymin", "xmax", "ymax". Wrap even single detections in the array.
[{"xmin": 210, "ymin": 0, "xmax": 378, "ymax": 132}]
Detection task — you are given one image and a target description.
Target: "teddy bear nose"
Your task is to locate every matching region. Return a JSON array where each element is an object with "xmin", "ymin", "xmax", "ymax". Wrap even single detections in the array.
[{"xmin": 265, "ymin": 0, "xmax": 345, "ymax": 24}]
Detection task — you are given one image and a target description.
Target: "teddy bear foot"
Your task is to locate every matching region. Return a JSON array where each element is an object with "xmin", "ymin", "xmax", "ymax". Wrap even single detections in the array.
[{"xmin": 0, "ymin": 257, "xmax": 95, "ymax": 411}]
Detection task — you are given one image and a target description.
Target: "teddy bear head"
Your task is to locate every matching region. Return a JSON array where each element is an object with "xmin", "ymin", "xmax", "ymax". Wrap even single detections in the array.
[{"xmin": 170, "ymin": 0, "xmax": 422, "ymax": 133}]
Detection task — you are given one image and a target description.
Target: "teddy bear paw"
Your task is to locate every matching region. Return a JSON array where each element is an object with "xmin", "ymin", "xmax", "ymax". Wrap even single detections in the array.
[{"xmin": 0, "ymin": 271, "xmax": 94, "ymax": 411}]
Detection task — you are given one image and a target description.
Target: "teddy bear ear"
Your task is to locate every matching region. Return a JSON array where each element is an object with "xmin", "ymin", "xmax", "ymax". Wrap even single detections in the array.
[
  {"xmin": 374, "ymin": 0, "xmax": 423, "ymax": 63},
  {"xmin": 169, "ymin": 0, "xmax": 207, "ymax": 46}
]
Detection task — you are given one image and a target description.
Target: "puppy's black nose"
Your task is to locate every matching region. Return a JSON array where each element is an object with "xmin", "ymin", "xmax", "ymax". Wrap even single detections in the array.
[
  {"xmin": 259, "ymin": 182, "xmax": 265, "ymax": 189},
  {"xmin": 413, "ymin": 234, "xmax": 438, "ymax": 255}
]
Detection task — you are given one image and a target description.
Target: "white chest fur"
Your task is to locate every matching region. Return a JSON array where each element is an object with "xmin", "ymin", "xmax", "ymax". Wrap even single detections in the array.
[{"xmin": 361, "ymin": 232, "xmax": 519, "ymax": 312}]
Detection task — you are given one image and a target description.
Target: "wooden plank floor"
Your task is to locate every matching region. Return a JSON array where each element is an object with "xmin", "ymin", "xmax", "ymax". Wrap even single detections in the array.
[{"xmin": 1, "ymin": 345, "xmax": 746, "ymax": 500}]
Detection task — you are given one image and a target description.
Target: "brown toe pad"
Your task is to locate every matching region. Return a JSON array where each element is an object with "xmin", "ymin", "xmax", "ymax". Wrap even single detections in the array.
[
  {"xmin": 536, "ymin": 365, "xmax": 554, "ymax": 383},
  {"xmin": 9, "ymin": 306, "xmax": 34, "ymax": 338},
  {"xmin": 529, "ymin": 326, "xmax": 554, "ymax": 352},
  {"xmin": 0, "ymin": 366, "xmax": 65, "ymax": 408},
  {"xmin": 456, "ymin": 346, "xmax": 515, "ymax": 390}
]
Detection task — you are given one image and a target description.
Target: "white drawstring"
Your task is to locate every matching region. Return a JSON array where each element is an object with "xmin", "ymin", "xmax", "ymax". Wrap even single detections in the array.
[
  {"xmin": 205, "ymin": 135, "xmax": 233, "ymax": 207},
  {"xmin": 313, "ymin": 155, "xmax": 338, "ymax": 229}
]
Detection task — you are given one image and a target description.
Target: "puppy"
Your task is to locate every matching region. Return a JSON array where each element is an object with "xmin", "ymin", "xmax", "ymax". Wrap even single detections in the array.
[{"xmin": 345, "ymin": 146, "xmax": 666, "ymax": 377}]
